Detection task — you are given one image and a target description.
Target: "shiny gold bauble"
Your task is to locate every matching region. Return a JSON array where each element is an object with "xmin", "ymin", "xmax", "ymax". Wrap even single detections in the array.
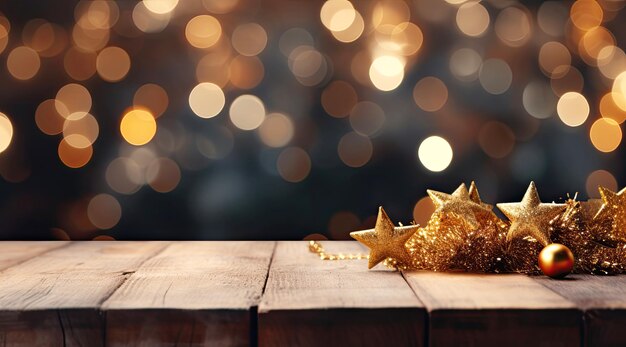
[{"xmin": 538, "ymin": 243, "xmax": 575, "ymax": 278}]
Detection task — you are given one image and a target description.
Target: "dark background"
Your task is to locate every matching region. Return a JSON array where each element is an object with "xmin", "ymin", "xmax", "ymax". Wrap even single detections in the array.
[{"xmin": 0, "ymin": 0, "xmax": 624, "ymax": 240}]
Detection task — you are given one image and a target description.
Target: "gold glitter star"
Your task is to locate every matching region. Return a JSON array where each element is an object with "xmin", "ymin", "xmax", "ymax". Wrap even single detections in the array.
[
  {"xmin": 350, "ymin": 207, "xmax": 418, "ymax": 269},
  {"xmin": 469, "ymin": 181, "xmax": 493, "ymax": 211},
  {"xmin": 593, "ymin": 186, "xmax": 626, "ymax": 243},
  {"xmin": 497, "ymin": 181, "xmax": 565, "ymax": 246},
  {"xmin": 427, "ymin": 183, "xmax": 489, "ymax": 230}
]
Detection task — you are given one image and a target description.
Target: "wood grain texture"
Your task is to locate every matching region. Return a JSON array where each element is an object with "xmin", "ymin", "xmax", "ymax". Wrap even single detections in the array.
[
  {"xmin": 258, "ymin": 241, "xmax": 425, "ymax": 347},
  {"xmin": 535, "ymin": 274, "xmax": 626, "ymax": 347},
  {"xmin": 0, "ymin": 241, "xmax": 68, "ymax": 271},
  {"xmin": 0, "ymin": 241, "xmax": 168, "ymax": 347},
  {"xmin": 403, "ymin": 272, "xmax": 582, "ymax": 347},
  {"xmin": 103, "ymin": 241, "xmax": 275, "ymax": 347}
]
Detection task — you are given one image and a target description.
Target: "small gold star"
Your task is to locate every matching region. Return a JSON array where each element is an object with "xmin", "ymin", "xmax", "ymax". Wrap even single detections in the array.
[
  {"xmin": 497, "ymin": 181, "xmax": 565, "ymax": 246},
  {"xmin": 427, "ymin": 183, "xmax": 490, "ymax": 230},
  {"xmin": 469, "ymin": 181, "xmax": 493, "ymax": 211},
  {"xmin": 350, "ymin": 207, "xmax": 418, "ymax": 269},
  {"xmin": 593, "ymin": 186, "xmax": 626, "ymax": 243}
]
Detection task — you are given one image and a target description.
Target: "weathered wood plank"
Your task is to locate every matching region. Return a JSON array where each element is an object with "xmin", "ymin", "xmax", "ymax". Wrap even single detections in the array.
[
  {"xmin": 102, "ymin": 241, "xmax": 275, "ymax": 347},
  {"xmin": 403, "ymin": 272, "xmax": 582, "ymax": 347},
  {"xmin": 535, "ymin": 274, "xmax": 626, "ymax": 347},
  {"xmin": 259, "ymin": 241, "xmax": 426, "ymax": 347},
  {"xmin": 0, "ymin": 241, "xmax": 68, "ymax": 271},
  {"xmin": 0, "ymin": 241, "xmax": 168, "ymax": 347}
]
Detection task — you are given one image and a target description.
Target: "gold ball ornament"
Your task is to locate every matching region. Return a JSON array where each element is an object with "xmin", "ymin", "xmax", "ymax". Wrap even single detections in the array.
[{"xmin": 538, "ymin": 243, "xmax": 574, "ymax": 278}]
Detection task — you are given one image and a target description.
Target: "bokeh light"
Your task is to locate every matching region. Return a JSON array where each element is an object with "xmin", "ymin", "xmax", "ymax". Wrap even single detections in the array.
[
  {"xmin": 229, "ymin": 55, "xmax": 264, "ymax": 89},
  {"xmin": 143, "ymin": 0, "xmax": 178, "ymax": 15},
  {"xmin": 557, "ymin": 92, "xmax": 589, "ymax": 127},
  {"xmin": 495, "ymin": 7, "xmax": 531, "ymax": 47},
  {"xmin": 87, "ymin": 194, "xmax": 121, "ymax": 230},
  {"xmin": 146, "ymin": 157, "xmax": 181, "ymax": 193},
  {"xmin": 413, "ymin": 196, "xmax": 435, "ymax": 226},
  {"xmin": 134, "ymin": 84, "xmax": 169, "ymax": 118},
  {"xmin": 586, "ymin": 170, "xmax": 618, "ymax": 198},
  {"xmin": 322, "ymin": 81, "xmax": 357, "ymax": 118},
  {"xmin": 413, "ymin": 77, "xmax": 448, "ymax": 112},
  {"xmin": 338, "ymin": 132, "xmax": 373, "ymax": 168},
  {"xmin": 229, "ymin": 95, "xmax": 266, "ymax": 130},
  {"xmin": 369, "ymin": 55, "xmax": 404, "ymax": 91},
  {"xmin": 589, "ymin": 118, "xmax": 622, "ymax": 153},
  {"xmin": 570, "ymin": 0, "xmax": 603, "ymax": 31},
  {"xmin": 232, "ymin": 23, "xmax": 267, "ymax": 56},
  {"xmin": 7, "ymin": 46, "xmax": 40, "ymax": 80},
  {"xmin": 277, "ymin": 147, "xmax": 311, "ymax": 183},
  {"xmin": 449, "ymin": 48, "xmax": 482, "ymax": 82},
  {"xmin": 456, "ymin": 1, "xmax": 489, "ymax": 37},
  {"xmin": 96, "ymin": 46, "xmax": 130, "ymax": 82},
  {"xmin": 120, "ymin": 109, "xmax": 157, "ymax": 146},
  {"xmin": 349, "ymin": 101, "xmax": 385, "ymax": 137},
  {"xmin": 418, "ymin": 136, "xmax": 453, "ymax": 172},
  {"xmin": 58, "ymin": 138, "xmax": 92, "ymax": 168},
  {"xmin": 36, "ymin": 99, "xmax": 65, "ymax": 135},
  {"xmin": 258, "ymin": 113, "xmax": 294, "ymax": 148},
  {"xmin": 189, "ymin": 82, "xmax": 225, "ymax": 119},
  {"xmin": 478, "ymin": 122, "xmax": 516, "ymax": 159},
  {"xmin": 185, "ymin": 15, "xmax": 221, "ymax": 49},
  {"xmin": 55, "ymin": 83, "xmax": 92, "ymax": 118},
  {"xmin": 479, "ymin": 59, "xmax": 512, "ymax": 95},
  {"xmin": 0, "ymin": 113, "xmax": 13, "ymax": 154},
  {"xmin": 63, "ymin": 112, "xmax": 99, "ymax": 148}
]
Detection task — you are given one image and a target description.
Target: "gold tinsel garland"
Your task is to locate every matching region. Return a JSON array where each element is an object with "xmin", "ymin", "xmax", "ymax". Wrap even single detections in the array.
[{"xmin": 348, "ymin": 182, "xmax": 626, "ymax": 275}]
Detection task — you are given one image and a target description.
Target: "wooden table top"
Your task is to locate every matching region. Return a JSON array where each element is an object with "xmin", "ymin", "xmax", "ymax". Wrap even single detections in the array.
[{"xmin": 0, "ymin": 241, "xmax": 624, "ymax": 347}]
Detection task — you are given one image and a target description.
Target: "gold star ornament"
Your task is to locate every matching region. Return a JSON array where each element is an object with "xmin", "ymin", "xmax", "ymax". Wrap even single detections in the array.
[
  {"xmin": 350, "ymin": 207, "xmax": 418, "ymax": 269},
  {"xmin": 497, "ymin": 181, "xmax": 565, "ymax": 246},
  {"xmin": 593, "ymin": 186, "xmax": 626, "ymax": 243},
  {"xmin": 427, "ymin": 183, "xmax": 491, "ymax": 230}
]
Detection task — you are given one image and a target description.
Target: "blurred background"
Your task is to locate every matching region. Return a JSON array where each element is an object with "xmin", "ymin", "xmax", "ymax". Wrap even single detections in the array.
[{"xmin": 0, "ymin": 0, "xmax": 624, "ymax": 240}]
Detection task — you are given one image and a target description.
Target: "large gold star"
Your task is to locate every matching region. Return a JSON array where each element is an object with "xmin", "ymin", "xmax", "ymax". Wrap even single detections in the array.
[
  {"xmin": 427, "ymin": 183, "xmax": 490, "ymax": 230},
  {"xmin": 350, "ymin": 207, "xmax": 418, "ymax": 269},
  {"xmin": 497, "ymin": 181, "xmax": 565, "ymax": 246},
  {"xmin": 593, "ymin": 186, "xmax": 626, "ymax": 243}
]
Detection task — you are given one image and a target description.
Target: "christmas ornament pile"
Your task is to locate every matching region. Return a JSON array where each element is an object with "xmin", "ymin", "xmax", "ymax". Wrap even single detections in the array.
[{"xmin": 349, "ymin": 182, "xmax": 626, "ymax": 277}]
